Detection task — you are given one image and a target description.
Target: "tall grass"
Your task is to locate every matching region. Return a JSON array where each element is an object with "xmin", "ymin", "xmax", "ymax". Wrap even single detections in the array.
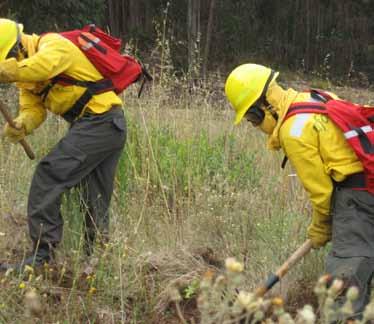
[{"xmin": 0, "ymin": 79, "xmax": 373, "ymax": 322}]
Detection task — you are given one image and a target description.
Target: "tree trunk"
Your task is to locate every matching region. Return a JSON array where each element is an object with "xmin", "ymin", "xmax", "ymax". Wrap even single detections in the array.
[
  {"xmin": 187, "ymin": 0, "xmax": 200, "ymax": 77},
  {"xmin": 187, "ymin": 0, "xmax": 193, "ymax": 68},
  {"xmin": 107, "ymin": 0, "xmax": 121, "ymax": 37},
  {"xmin": 202, "ymin": 0, "xmax": 216, "ymax": 80},
  {"xmin": 144, "ymin": 1, "xmax": 153, "ymax": 35},
  {"xmin": 0, "ymin": 0, "xmax": 7, "ymax": 16},
  {"xmin": 305, "ymin": 0, "xmax": 311, "ymax": 70},
  {"xmin": 129, "ymin": 0, "xmax": 141, "ymax": 32},
  {"xmin": 121, "ymin": 0, "xmax": 127, "ymax": 36}
]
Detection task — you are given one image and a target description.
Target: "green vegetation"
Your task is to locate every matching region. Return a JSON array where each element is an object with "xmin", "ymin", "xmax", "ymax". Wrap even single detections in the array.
[
  {"xmin": 1, "ymin": 1, "xmax": 374, "ymax": 322},
  {"xmin": 1, "ymin": 77, "xmax": 371, "ymax": 322}
]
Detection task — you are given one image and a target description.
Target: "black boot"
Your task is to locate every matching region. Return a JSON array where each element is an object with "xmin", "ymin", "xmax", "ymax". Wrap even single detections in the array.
[{"xmin": 0, "ymin": 243, "xmax": 51, "ymax": 272}]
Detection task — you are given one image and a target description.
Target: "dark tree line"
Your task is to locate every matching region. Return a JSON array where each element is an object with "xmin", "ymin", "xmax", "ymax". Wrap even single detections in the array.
[{"xmin": 3, "ymin": 0, "xmax": 374, "ymax": 82}]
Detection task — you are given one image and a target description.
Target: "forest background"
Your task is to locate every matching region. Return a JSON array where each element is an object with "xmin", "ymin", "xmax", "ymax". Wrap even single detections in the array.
[{"xmin": 4, "ymin": 0, "xmax": 374, "ymax": 84}]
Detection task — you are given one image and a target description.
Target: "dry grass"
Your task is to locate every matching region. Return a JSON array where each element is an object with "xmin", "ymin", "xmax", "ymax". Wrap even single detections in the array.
[{"xmin": 0, "ymin": 77, "xmax": 373, "ymax": 323}]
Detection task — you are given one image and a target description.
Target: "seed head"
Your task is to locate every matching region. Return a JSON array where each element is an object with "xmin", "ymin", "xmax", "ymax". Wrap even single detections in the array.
[
  {"xmin": 225, "ymin": 257, "xmax": 244, "ymax": 273},
  {"xmin": 236, "ymin": 291, "xmax": 255, "ymax": 309},
  {"xmin": 24, "ymin": 289, "xmax": 42, "ymax": 316},
  {"xmin": 346, "ymin": 286, "xmax": 359, "ymax": 301},
  {"xmin": 297, "ymin": 305, "xmax": 316, "ymax": 324}
]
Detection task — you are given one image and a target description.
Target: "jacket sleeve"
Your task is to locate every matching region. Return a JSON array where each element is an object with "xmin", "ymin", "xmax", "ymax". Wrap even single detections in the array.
[
  {"xmin": 281, "ymin": 128, "xmax": 333, "ymax": 245},
  {"xmin": 17, "ymin": 87, "xmax": 47, "ymax": 133},
  {"xmin": 16, "ymin": 35, "xmax": 72, "ymax": 82}
]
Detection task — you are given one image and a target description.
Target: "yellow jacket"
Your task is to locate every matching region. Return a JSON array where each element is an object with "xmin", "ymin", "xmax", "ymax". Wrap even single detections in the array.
[
  {"xmin": 7, "ymin": 32, "xmax": 122, "ymax": 133},
  {"xmin": 266, "ymin": 82, "xmax": 363, "ymax": 247}
]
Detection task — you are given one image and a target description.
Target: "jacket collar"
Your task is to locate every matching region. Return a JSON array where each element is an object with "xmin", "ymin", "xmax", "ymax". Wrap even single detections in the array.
[
  {"xmin": 20, "ymin": 33, "xmax": 40, "ymax": 58},
  {"xmin": 265, "ymin": 82, "xmax": 299, "ymax": 150}
]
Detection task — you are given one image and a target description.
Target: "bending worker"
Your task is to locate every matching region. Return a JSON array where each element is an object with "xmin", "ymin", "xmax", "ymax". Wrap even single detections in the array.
[
  {"xmin": 0, "ymin": 19, "xmax": 126, "ymax": 269},
  {"xmin": 225, "ymin": 63, "xmax": 374, "ymax": 319}
]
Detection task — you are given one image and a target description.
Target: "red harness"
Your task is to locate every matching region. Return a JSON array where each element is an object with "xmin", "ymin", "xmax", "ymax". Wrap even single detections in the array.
[{"xmin": 284, "ymin": 89, "xmax": 374, "ymax": 194}]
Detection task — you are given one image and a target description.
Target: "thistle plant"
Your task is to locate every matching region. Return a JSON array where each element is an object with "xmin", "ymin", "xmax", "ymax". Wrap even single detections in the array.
[{"xmin": 193, "ymin": 257, "xmax": 374, "ymax": 324}]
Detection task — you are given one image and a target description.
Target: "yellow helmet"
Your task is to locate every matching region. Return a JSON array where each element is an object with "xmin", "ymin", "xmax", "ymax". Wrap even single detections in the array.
[
  {"xmin": 0, "ymin": 18, "xmax": 23, "ymax": 62},
  {"xmin": 225, "ymin": 63, "xmax": 278, "ymax": 125}
]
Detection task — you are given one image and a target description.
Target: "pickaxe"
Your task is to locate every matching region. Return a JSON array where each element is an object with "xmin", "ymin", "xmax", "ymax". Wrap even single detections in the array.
[
  {"xmin": 0, "ymin": 101, "xmax": 35, "ymax": 160},
  {"xmin": 255, "ymin": 239, "xmax": 313, "ymax": 297}
]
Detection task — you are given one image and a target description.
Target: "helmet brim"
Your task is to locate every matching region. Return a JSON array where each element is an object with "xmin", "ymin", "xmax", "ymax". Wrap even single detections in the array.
[{"xmin": 234, "ymin": 71, "xmax": 279, "ymax": 125}]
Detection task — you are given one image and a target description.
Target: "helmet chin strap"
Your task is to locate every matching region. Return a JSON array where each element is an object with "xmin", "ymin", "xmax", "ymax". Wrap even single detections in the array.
[
  {"xmin": 18, "ymin": 42, "xmax": 28, "ymax": 59},
  {"xmin": 264, "ymin": 104, "xmax": 278, "ymax": 122},
  {"xmin": 253, "ymin": 70, "xmax": 279, "ymax": 122},
  {"xmin": 7, "ymin": 24, "xmax": 28, "ymax": 60}
]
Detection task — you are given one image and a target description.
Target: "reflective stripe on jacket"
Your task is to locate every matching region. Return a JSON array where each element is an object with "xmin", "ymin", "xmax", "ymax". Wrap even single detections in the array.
[{"xmin": 276, "ymin": 90, "xmax": 363, "ymax": 231}]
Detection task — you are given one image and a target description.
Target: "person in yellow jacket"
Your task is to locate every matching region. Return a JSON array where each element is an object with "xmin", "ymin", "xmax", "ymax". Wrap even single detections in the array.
[
  {"xmin": 225, "ymin": 63, "xmax": 374, "ymax": 320},
  {"xmin": 0, "ymin": 19, "xmax": 126, "ymax": 269}
]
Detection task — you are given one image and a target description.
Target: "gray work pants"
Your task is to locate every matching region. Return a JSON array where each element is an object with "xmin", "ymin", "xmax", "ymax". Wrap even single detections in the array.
[
  {"xmin": 27, "ymin": 107, "xmax": 126, "ymax": 248},
  {"xmin": 326, "ymin": 187, "xmax": 374, "ymax": 320}
]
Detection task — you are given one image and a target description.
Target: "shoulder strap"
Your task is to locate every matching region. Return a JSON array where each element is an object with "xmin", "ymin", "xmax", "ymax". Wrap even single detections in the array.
[
  {"xmin": 38, "ymin": 75, "xmax": 114, "ymax": 123},
  {"xmin": 310, "ymin": 89, "xmax": 334, "ymax": 102},
  {"xmin": 59, "ymin": 77, "xmax": 114, "ymax": 122},
  {"xmin": 285, "ymin": 101, "xmax": 327, "ymax": 120}
]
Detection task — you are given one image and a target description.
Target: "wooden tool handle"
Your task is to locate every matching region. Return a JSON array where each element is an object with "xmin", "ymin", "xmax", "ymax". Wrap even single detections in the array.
[
  {"xmin": 0, "ymin": 102, "xmax": 35, "ymax": 160},
  {"xmin": 255, "ymin": 239, "xmax": 313, "ymax": 297},
  {"xmin": 275, "ymin": 239, "xmax": 313, "ymax": 278}
]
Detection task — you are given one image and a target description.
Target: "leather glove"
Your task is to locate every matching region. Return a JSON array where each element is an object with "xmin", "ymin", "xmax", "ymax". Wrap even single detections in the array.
[
  {"xmin": 0, "ymin": 58, "xmax": 18, "ymax": 83},
  {"xmin": 307, "ymin": 217, "xmax": 332, "ymax": 249},
  {"xmin": 3, "ymin": 118, "xmax": 26, "ymax": 143}
]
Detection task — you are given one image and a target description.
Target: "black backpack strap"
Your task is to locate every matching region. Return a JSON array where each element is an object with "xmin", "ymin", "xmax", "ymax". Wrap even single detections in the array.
[
  {"xmin": 351, "ymin": 126, "xmax": 374, "ymax": 154},
  {"xmin": 310, "ymin": 89, "xmax": 328, "ymax": 103},
  {"xmin": 37, "ymin": 75, "xmax": 109, "ymax": 102},
  {"xmin": 368, "ymin": 115, "xmax": 374, "ymax": 123},
  {"xmin": 137, "ymin": 65, "xmax": 153, "ymax": 98},
  {"xmin": 38, "ymin": 75, "xmax": 114, "ymax": 123},
  {"xmin": 310, "ymin": 88, "xmax": 339, "ymax": 102},
  {"xmin": 61, "ymin": 78, "xmax": 114, "ymax": 122},
  {"xmin": 37, "ymin": 78, "xmax": 59, "ymax": 101},
  {"xmin": 281, "ymin": 155, "xmax": 288, "ymax": 169}
]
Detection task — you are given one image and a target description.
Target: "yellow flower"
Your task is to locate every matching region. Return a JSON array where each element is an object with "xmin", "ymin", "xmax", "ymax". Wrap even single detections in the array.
[
  {"xmin": 225, "ymin": 257, "xmax": 244, "ymax": 273},
  {"xmin": 88, "ymin": 287, "xmax": 97, "ymax": 295},
  {"xmin": 19, "ymin": 282, "xmax": 26, "ymax": 289},
  {"xmin": 200, "ymin": 269, "xmax": 215, "ymax": 289},
  {"xmin": 203, "ymin": 269, "xmax": 215, "ymax": 281},
  {"xmin": 272, "ymin": 297, "xmax": 284, "ymax": 307}
]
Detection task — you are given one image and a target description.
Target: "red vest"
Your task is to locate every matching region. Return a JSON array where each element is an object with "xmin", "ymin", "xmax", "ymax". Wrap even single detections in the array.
[{"xmin": 284, "ymin": 89, "xmax": 374, "ymax": 194}]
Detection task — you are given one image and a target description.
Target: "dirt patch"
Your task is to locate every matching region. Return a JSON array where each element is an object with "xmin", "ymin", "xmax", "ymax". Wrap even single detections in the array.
[
  {"xmin": 152, "ymin": 298, "xmax": 200, "ymax": 324},
  {"xmin": 285, "ymin": 278, "xmax": 318, "ymax": 316}
]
